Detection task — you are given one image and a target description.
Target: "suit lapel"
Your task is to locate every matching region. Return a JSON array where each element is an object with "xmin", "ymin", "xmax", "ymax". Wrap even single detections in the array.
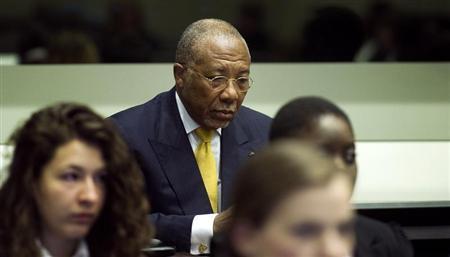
[
  {"xmin": 220, "ymin": 119, "xmax": 250, "ymax": 209},
  {"xmin": 149, "ymin": 89, "xmax": 212, "ymax": 215}
]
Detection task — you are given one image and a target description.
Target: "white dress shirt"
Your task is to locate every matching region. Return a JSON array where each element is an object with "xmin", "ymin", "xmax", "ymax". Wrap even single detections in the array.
[
  {"xmin": 175, "ymin": 92, "xmax": 220, "ymax": 255},
  {"xmin": 37, "ymin": 239, "xmax": 89, "ymax": 257}
]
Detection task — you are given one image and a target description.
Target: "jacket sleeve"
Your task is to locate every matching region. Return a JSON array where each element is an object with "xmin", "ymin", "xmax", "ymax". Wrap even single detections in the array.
[{"xmin": 150, "ymin": 213, "xmax": 194, "ymax": 252}]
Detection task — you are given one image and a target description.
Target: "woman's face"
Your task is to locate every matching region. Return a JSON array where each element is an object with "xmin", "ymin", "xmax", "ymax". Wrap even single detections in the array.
[
  {"xmin": 237, "ymin": 175, "xmax": 355, "ymax": 257},
  {"xmin": 35, "ymin": 139, "xmax": 106, "ymax": 241}
]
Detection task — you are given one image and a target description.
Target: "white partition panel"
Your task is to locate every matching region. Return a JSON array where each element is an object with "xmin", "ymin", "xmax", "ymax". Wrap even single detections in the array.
[
  {"xmin": 352, "ymin": 141, "xmax": 450, "ymax": 203},
  {"xmin": 0, "ymin": 145, "xmax": 12, "ymax": 187},
  {"xmin": 1, "ymin": 141, "xmax": 449, "ymax": 203}
]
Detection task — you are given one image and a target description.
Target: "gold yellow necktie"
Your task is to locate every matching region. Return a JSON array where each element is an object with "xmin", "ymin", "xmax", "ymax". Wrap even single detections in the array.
[{"xmin": 194, "ymin": 128, "xmax": 218, "ymax": 213}]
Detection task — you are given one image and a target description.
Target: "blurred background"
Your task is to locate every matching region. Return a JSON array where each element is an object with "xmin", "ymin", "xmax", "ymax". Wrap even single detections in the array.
[
  {"xmin": 0, "ymin": 0, "xmax": 449, "ymax": 64},
  {"xmin": 1, "ymin": 2, "xmax": 449, "ymax": 255}
]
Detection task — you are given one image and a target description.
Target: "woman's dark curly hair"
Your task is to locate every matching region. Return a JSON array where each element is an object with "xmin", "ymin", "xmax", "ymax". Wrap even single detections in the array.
[{"xmin": 0, "ymin": 103, "xmax": 152, "ymax": 257}]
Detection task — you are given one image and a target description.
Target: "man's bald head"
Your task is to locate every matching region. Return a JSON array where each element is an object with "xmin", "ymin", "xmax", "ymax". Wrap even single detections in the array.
[{"xmin": 175, "ymin": 18, "xmax": 250, "ymax": 65}]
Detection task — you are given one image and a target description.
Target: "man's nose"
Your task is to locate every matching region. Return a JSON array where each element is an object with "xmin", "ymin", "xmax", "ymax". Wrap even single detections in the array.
[{"xmin": 219, "ymin": 80, "xmax": 240, "ymax": 103}]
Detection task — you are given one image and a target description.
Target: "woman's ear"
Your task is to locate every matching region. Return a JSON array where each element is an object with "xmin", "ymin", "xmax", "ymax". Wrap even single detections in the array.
[{"xmin": 230, "ymin": 221, "xmax": 259, "ymax": 257}]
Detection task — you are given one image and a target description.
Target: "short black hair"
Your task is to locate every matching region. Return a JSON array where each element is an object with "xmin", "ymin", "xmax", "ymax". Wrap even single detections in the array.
[{"xmin": 269, "ymin": 96, "xmax": 352, "ymax": 141}]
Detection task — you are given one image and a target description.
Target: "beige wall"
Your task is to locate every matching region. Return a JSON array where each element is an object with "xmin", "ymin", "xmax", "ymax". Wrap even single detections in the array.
[
  {"xmin": 1, "ymin": 63, "xmax": 449, "ymax": 202},
  {"xmin": 1, "ymin": 63, "xmax": 449, "ymax": 143}
]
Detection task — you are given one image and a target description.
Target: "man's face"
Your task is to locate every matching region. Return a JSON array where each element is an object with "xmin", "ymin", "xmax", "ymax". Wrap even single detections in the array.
[
  {"xmin": 308, "ymin": 114, "xmax": 357, "ymax": 176},
  {"xmin": 175, "ymin": 36, "xmax": 251, "ymax": 129}
]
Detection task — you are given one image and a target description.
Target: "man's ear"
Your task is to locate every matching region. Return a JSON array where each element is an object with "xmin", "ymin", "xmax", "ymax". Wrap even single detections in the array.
[{"xmin": 174, "ymin": 63, "xmax": 185, "ymax": 90}]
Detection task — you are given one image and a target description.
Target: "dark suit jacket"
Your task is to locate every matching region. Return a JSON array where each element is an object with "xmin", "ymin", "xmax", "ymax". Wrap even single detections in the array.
[
  {"xmin": 109, "ymin": 88, "xmax": 272, "ymax": 251},
  {"xmin": 355, "ymin": 215, "xmax": 414, "ymax": 257}
]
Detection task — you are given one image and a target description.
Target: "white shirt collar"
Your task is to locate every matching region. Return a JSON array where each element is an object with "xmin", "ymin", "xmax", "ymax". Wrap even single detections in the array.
[
  {"xmin": 175, "ymin": 91, "xmax": 222, "ymax": 135},
  {"xmin": 37, "ymin": 239, "xmax": 90, "ymax": 257}
]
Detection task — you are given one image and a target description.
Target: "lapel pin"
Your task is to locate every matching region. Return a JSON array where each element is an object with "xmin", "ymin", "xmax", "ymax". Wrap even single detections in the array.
[{"xmin": 248, "ymin": 151, "xmax": 255, "ymax": 157}]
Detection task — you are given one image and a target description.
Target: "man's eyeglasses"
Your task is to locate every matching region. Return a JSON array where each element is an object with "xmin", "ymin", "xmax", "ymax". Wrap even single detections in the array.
[{"xmin": 187, "ymin": 67, "xmax": 253, "ymax": 92}]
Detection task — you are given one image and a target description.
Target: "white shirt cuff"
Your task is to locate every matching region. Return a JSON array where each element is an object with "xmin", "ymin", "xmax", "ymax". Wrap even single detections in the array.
[{"xmin": 190, "ymin": 213, "xmax": 218, "ymax": 255}]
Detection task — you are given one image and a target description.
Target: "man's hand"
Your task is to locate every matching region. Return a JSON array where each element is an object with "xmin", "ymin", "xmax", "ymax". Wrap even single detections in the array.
[{"xmin": 213, "ymin": 207, "xmax": 233, "ymax": 234}]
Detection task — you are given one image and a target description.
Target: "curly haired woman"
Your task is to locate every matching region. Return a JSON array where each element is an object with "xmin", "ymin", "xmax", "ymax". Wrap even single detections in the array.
[{"xmin": 0, "ymin": 103, "xmax": 152, "ymax": 257}]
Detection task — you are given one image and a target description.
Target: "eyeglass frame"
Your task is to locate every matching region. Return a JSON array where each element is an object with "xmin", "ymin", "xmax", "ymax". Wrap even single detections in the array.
[{"xmin": 184, "ymin": 66, "xmax": 253, "ymax": 92}]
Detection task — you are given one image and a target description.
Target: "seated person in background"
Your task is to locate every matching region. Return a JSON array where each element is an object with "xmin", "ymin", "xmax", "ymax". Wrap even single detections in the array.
[
  {"xmin": 269, "ymin": 96, "xmax": 413, "ymax": 257},
  {"xmin": 110, "ymin": 18, "xmax": 271, "ymax": 254},
  {"xmin": 214, "ymin": 141, "xmax": 356, "ymax": 257},
  {"xmin": 0, "ymin": 103, "xmax": 152, "ymax": 257}
]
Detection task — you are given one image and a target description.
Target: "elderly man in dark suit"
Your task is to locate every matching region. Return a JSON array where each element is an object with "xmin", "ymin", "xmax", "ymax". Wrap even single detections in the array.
[{"xmin": 110, "ymin": 19, "xmax": 271, "ymax": 254}]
